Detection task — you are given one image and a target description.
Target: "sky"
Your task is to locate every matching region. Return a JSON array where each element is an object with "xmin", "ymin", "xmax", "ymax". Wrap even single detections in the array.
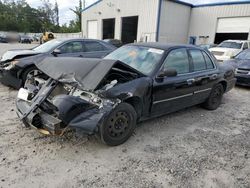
[
  {"xmin": 26, "ymin": 0, "xmax": 97, "ymax": 25},
  {"xmin": 26, "ymin": 0, "xmax": 247, "ymax": 25}
]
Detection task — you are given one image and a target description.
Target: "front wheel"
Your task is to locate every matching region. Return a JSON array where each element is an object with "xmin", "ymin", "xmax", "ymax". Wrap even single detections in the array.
[
  {"xmin": 99, "ymin": 103, "xmax": 137, "ymax": 146},
  {"xmin": 202, "ymin": 83, "xmax": 224, "ymax": 110},
  {"xmin": 21, "ymin": 67, "xmax": 42, "ymax": 86}
]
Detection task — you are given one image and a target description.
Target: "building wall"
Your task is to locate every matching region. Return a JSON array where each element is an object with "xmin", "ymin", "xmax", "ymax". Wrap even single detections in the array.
[
  {"xmin": 159, "ymin": 0, "xmax": 191, "ymax": 43},
  {"xmin": 81, "ymin": 0, "xmax": 160, "ymax": 42},
  {"xmin": 189, "ymin": 4, "xmax": 250, "ymax": 45}
]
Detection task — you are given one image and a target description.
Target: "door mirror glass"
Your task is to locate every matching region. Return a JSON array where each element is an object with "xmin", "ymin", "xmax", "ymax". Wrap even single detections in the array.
[
  {"xmin": 157, "ymin": 68, "xmax": 177, "ymax": 78},
  {"xmin": 52, "ymin": 48, "xmax": 61, "ymax": 55}
]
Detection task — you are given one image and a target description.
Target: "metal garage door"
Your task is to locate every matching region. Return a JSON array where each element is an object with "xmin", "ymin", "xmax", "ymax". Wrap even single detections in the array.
[
  {"xmin": 217, "ymin": 17, "xmax": 250, "ymax": 33},
  {"xmin": 87, "ymin": 20, "xmax": 98, "ymax": 39}
]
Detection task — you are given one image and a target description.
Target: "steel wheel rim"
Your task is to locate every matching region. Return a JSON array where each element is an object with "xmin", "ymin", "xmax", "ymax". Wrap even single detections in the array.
[{"xmin": 108, "ymin": 111, "xmax": 130, "ymax": 138}]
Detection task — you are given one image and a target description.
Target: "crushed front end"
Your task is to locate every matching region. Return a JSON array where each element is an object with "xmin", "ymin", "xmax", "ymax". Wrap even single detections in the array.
[{"xmin": 16, "ymin": 77, "xmax": 116, "ymax": 136}]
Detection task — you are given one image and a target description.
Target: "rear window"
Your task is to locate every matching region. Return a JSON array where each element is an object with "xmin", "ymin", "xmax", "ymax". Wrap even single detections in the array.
[
  {"xmin": 218, "ymin": 41, "xmax": 242, "ymax": 49},
  {"xmin": 202, "ymin": 51, "xmax": 215, "ymax": 69},
  {"xmin": 189, "ymin": 50, "xmax": 206, "ymax": 71}
]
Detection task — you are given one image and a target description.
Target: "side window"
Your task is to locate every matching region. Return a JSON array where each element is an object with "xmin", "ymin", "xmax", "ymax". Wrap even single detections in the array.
[
  {"xmin": 84, "ymin": 41, "xmax": 106, "ymax": 52},
  {"xmin": 243, "ymin": 42, "xmax": 248, "ymax": 50},
  {"xmin": 202, "ymin": 51, "xmax": 214, "ymax": 69},
  {"xmin": 189, "ymin": 50, "xmax": 206, "ymax": 71},
  {"xmin": 59, "ymin": 41, "xmax": 84, "ymax": 53},
  {"xmin": 163, "ymin": 49, "xmax": 190, "ymax": 74}
]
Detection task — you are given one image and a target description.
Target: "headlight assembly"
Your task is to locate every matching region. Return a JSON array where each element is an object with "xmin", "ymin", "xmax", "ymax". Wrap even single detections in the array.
[{"xmin": 4, "ymin": 60, "xmax": 19, "ymax": 70}]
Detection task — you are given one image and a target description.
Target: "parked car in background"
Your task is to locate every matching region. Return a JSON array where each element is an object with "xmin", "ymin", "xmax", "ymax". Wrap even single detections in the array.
[
  {"xmin": 225, "ymin": 49, "xmax": 250, "ymax": 87},
  {"xmin": 0, "ymin": 34, "xmax": 8, "ymax": 43},
  {"xmin": 104, "ymin": 39, "xmax": 123, "ymax": 48},
  {"xmin": 199, "ymin": 44, "xmax": 217, "ymax": 51},
  {"xmin": 33, "ymin": 34, "xmax": 42, "ymax": 42},
  {"xmin": 40, "ymin": 32, "xmax": 54, "ymax": 44},
  {"xmin": 20, "ymin": 35, "xmax": 33, "ymax": 44},
  {"xmin": 0, "ymin": 38, "xmax": 116, "ymax": 89},
  {"xmin": 209, "ymin": 40, "xmax": 250, "ymax": 62},
  {"xmin": 16, "ymin": 43, "xmax": 236, "ymax": 146}
]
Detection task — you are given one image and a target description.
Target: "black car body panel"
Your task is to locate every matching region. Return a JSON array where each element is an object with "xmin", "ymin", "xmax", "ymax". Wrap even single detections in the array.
[
  {"xmin": 0, "ymin": 39, "xmax": 116, "ymax": 89},
  {"xmin": 16, "ymin": 43, "xmax": 236, "ymax": 137},
  {"xmin": 225, "ymin": 58, "xmax": 250, "ymax": 86}
]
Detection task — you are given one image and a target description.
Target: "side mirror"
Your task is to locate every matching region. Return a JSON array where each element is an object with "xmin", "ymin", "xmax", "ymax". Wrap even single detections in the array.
[
  {"xmin": 157, "ymin": 68, "xmax": 177, "ymax": 78},
  {"xmin": 52, "ymin": 49, "xmax": 61, "ymax": 56}
]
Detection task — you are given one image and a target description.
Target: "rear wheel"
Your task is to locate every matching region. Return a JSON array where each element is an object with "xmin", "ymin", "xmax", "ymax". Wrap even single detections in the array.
[
  {"xmin": 99, "ymin": 103, "xmax": 137, "ymax": 146},
  {"xmin": 202, "ymin": 83, "xmax": 224, "ymax": 110}
]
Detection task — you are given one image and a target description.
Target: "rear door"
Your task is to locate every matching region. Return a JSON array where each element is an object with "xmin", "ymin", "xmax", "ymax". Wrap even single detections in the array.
[
  {"xmin": 151, "ymin": 48, "xmax": 197, "ymax": 116},
  {"xmin": 187, "ymin": 49, "xmax": 220, "ymax": 104},
  {"xmin": 82, "ymin": 41, "xmax": 111, "ymax": 58}
]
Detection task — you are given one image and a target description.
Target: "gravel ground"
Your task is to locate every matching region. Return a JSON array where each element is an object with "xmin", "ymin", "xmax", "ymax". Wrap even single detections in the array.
[{"xmin": 0, "ymin": 43, "xmax": 249, "ymax": 188}]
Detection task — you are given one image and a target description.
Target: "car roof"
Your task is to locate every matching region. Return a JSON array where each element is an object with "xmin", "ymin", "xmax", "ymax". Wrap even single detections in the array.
[
  {"xmin": 223, "ymin": 40, "xmax": 250, "ymax": 43},
  {"xmin": 129, "ymin": 42, "xmax": 202, "ymax": 51},
  {"xmin": 55, "ymin": 38, "xmax": 106, "ymax": 43}
]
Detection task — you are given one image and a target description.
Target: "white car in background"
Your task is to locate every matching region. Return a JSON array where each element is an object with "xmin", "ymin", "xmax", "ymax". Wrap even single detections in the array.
[{"xmin": 209, "ymin": 40, "xmax": 250, "ymax": 62}]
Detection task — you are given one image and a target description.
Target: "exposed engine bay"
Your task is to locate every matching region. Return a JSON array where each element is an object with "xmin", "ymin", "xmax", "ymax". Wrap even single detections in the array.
[{"xmin": 16, "ymin": 58, "xmax": 145, "ymax": 136}]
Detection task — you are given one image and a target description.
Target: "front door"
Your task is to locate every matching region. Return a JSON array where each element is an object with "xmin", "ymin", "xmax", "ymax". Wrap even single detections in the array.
[
  {"xmin": 57, "ymin": 41, "xmax": 85, "ymax": 57},
  {"xmin": 151, "ymin": 48, "xmax": 196, "ymax": 116}
]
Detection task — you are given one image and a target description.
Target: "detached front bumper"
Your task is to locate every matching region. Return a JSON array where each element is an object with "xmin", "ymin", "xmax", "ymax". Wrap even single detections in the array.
[{"xmin": 0, "ymin": 67, "xmax": 22, "ymax": 89}]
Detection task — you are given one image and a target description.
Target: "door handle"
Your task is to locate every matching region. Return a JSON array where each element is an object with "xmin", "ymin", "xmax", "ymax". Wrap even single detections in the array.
[
  {"xmin": 79, "ymin": 55, "xmax": 83, "ymax": 57},
  {"xmin": 187, "ymin": 78, "xmax": 195, "ymax": 85}
]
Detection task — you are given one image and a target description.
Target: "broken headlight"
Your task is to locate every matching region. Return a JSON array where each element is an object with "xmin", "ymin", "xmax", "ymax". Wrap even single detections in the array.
[
  {"xmin": 71, "ymin": 88, "xmax": 103, "ymax": 107},
  {"xmin": 4, "ymin": 60, "xmax": 19, "ymax": 70}
]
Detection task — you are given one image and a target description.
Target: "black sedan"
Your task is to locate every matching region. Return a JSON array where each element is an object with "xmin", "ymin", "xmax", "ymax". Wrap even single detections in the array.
[
  {"xmin": 0, "ymin": 38, "xmax": 116, "ymax": 89},
  {"xmin": 225, "ymin": 49, "xmax": 250, "ymax": 87},
  {"xmin": 16, "ymin": 43, "xmax": 236, "ymax": 146}
]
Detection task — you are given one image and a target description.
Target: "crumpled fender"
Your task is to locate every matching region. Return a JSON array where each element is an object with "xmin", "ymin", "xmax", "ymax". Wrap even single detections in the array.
[
  {"xmin": 52, "ymin": 94, "xmax": 115, "ymax": 134},
  {"xmin": 101, "ymin": 77, "xmax": 153, "ymax": 118}
]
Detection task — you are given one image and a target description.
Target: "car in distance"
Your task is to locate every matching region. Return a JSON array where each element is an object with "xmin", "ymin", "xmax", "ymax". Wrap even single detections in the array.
[
  {"xmin": 0, "ymin": 34, "xmax": 8, "ymax": 43},
  {"xmin": 104, "ymin": 39, "xmax": 123, "ymax": 48},
  {"xmin": 16, "ymin": 43, "xmax": 236, "ymax": 146},
  {"xmin": 199, "ymin": 44, "xmax": 217, "ymax": 51},
  {"xmin": 209, "ymin": 40, "xmax": 250, "ymax": 62},
  {"xmin": 20, "ymin": 35, "xmax": 33, "ymax": 44},
  {"xmin": 0, "ymin": 38, "xmax": 116, "ymax": 89},
  {"xmin": 225, "ymin": 49, "xmax": 250, "ymax": 87}
]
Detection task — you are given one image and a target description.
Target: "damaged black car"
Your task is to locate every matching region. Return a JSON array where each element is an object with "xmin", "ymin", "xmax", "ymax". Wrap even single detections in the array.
[
  {"xmin": 16, "ymin": 43, "xmax": 236, "ymax": 146},
  {"xmin": 0, "ymin": 38, "xmax": 116, "ymax": 89}
]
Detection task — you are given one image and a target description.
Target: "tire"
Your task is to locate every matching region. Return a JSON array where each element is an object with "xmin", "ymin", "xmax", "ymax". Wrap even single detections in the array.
[
  {"xmin": 21, "ymin": 67, "xmax": 40, "ymax": 86},
  {"xmin": 99, "ymin": 103, "xmax": 137, "ymax": 146},
  {"xmin": 202, "ymin": 83, "xmax": 224, "ymax": 110}
]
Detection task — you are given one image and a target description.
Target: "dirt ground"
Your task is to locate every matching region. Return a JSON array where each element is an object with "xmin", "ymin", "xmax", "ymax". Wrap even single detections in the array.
[{"xmin": 0, "ymin": 43, "xmax": 249, "ymax": 188}]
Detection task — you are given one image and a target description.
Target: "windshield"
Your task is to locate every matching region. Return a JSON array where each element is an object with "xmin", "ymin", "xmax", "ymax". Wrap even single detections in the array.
[
  {"xmin": 32, "ymin": 39, "xmax": 62, "ymax": 53},
  {"xmin": 235, "ymin": 50, "xmax": 250, "ymax": 60},
  {"xmin": 104, "ymin": 45, "xmax": 164, "ymax": 75},
  {"xmin": 218, "ymin": 41, "xmax": 242, "ymax": 49}
]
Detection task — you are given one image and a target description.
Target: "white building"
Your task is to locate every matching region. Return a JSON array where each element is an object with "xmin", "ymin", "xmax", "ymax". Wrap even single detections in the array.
[{"xmin": 81, "ymin": 0, "xmax": 250, "ymax": 45}]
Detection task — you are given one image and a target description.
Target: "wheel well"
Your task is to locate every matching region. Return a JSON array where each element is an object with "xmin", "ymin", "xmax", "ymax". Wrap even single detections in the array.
[
  {"xmin": 124, "ymin": 97, "xmax": 142, "ymax": 119},
  {"xmin": 19, "ymin": 65, "xmax": 36, "ymax": 78},
  {"xmin": 219, "ymin": 81, "xmax": 227, "ymax": 92}
]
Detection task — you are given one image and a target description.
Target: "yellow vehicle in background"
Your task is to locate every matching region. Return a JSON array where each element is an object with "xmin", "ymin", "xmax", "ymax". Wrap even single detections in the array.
[{"xmin": 40, "ymin": 32, "xmax": 55, "ymax": 44}]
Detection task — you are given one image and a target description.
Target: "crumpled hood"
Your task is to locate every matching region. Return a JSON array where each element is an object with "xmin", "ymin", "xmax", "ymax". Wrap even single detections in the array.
[
  {"xmin": 0, "ymin": 49, "xmax": 40, "ymax": 62},
  {"xmin": 35, "ymin": 57, "xmax": 121, "ymax": 91}
]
